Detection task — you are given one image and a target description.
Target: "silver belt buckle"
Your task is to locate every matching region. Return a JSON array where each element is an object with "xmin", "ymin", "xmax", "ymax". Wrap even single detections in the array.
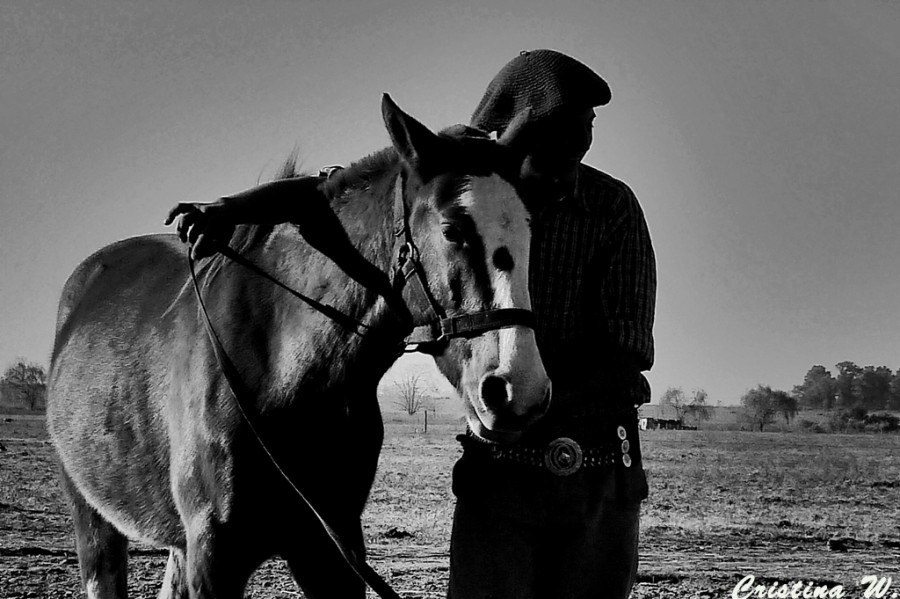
[{"xmin": 544, "ymin": 437, "xmax": 583, "ymax": 476}]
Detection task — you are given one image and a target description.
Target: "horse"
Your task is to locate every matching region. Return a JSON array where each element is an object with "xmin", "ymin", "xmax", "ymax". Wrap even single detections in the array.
[{"xmin": 46, "ymin": 94, "xmax": 552, "ymax": 599}]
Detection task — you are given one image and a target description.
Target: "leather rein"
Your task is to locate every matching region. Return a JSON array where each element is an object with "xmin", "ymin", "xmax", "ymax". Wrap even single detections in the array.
[{"xmin": 187, "ymin": 171, "xmax": 535, "ymax": 599}]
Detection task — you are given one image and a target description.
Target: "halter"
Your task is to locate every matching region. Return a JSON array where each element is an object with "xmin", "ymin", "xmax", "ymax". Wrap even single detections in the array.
[{"xmin": 390, "ymin": 171, "xmax": 535, "ymax": 355}]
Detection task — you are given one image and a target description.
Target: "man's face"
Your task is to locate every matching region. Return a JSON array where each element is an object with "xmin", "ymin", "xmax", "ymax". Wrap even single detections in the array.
[
  {"xmin": 523, "ymin": 108, "xmax": 594, "ymax": 196},
  {"xmin": 519, "ymin": 107, "xmax": 595, "ymax": 193}
]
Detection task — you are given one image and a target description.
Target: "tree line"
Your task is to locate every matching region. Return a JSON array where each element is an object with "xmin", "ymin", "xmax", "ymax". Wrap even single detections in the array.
[
  {"xmin": 738, "ymin": 362, "xmax": 899, "ymax": 432},
  {"xmin": 661, "ymin": 361, "xmax": 898, "ymax": 433},
  {"xmin": 792, "ymin": 362, "xmax": 900, "ymax": 412},
  {"xmin": 658, "ymin": 384, "xmax": 800, "ymax": 432}
]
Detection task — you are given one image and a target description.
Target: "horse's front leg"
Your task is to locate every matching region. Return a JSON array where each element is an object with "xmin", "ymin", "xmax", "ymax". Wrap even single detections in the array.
[
  {"xmin": 169, "ymin": 437, "xmax": 261, "ymax": 598},
  {"xmin": 282, "ymin": 513, "xmax": 368, "ymax": 599},
  {"xmin": 284, "ymin": 391, "xmax": 384, "ymax": 599},
  {"xmin": 180, "ymin": 511, "xmax": 263, "ymax": 599},
  {"xmin": 157, "ymin": 548, "xmax": 188, "ymax": 599}
]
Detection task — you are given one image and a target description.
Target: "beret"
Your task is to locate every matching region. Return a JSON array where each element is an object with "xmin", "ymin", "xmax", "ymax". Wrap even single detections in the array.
[{"xmin": 470, "ymin": 49, "xmax": 611, "ymax": 133}]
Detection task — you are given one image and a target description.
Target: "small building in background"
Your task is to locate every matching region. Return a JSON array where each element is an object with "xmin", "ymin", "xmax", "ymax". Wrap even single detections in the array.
[{"xmin": 638, "ymin": 403, "xmax": 684, "ymax": 430}]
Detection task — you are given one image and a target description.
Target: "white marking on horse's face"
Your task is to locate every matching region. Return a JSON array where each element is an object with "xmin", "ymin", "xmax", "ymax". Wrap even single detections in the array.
[
  {"xmin": 458, "ymin": 175, "xmax": 531, "ymax": 312},
  {"xmin": 456, "ymin": 174, "xmax": 551, "ymax": 442}
]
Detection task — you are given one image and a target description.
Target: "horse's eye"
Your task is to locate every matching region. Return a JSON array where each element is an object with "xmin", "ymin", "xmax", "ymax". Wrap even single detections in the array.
[{"xmin": 441, "ymin": 224, "xmax": 463, "ymax": 244}]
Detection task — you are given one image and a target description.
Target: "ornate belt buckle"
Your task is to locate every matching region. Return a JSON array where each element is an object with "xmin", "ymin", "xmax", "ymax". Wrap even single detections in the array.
[{"xmin": 544, "ymin": 437, "xmax": 583, "ymax": 476}]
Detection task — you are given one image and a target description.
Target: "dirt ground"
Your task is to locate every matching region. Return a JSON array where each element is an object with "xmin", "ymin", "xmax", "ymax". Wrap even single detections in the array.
[{"xmin": 2, "ymin": 414, "xmax": 898, "ymax": 598}]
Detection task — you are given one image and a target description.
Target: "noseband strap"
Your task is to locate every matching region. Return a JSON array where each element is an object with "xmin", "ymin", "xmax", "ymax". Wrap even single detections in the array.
[{"xmin": 405, "ymin": 308, "xmax": 536, "ymax": 345}]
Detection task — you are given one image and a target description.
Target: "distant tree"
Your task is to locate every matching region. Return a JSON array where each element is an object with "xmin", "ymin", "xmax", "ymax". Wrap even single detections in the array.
[
  {"xmin": 889, "ymin": 370, "xmax": 900, "ymax": 411},
  {"xmin": 740, "ymin": 385, "xmax": 781, "ymax": 432},
  {"xmin": 793, "ymin": 365, "xmax": 837, "ymax": 410},
  {"xmin": 659, "ymin": 386, "xmax": 687, "ymax": 420},
  {"xmin": 834, "ymin": 361, "xmax": 863, "ymax": 408},
  {"xmin": 1, "ymin": 359, "xmax": 47, "ymax": 410},
  {"xmin": 660, "ymin": 386, "xmax": 711, "ymax": 425},
  {"xmin": 773, "ymin": 390, "xmax": 799, "ymax": 424},
  {"xmin": 394, "ymin": 375, "xmax": 423, "ymax": 416},
  {"xmin": 852, "ymin": 366, "xmax": 893, "ymax": 411},
  {"xmin": 684, "ymin": 388, "xmax": 712, "ymax": 424}
]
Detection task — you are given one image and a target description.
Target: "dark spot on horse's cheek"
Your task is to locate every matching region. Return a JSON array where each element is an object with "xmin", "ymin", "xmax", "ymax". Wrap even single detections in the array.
[
  {"xmin": 458, "ymin": 340, "xmax": 473, "ymax": 362},
  {"xmin": 492, "ymin": 247, "xmax": 514, "ymax": 272}
]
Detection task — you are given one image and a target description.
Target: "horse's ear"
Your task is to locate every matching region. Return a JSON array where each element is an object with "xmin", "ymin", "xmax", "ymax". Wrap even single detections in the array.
[
  {"xmin": 497, "ymin": 107, "xmax": 533, "ymax": 148},
  {"xmin": 382, "ymin": 93, "xmax": 441, "ymax": 181}
]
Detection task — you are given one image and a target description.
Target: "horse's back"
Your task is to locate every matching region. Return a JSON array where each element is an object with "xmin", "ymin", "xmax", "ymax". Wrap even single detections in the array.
[
  {"xmin": 48, "ymin": 234, "xmax": 190, "ymax": 546},
  {"xmin": 53, "ymin": 234, "xmax": 186, "ymax": 347},
  {"xmin": 50, "ymin": 232, "xmax": 188, "ymax": 425}
]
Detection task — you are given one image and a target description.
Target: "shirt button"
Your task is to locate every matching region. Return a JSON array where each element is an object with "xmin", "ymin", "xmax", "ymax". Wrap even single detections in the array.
[
  {"xmin": 617, "ymin": 425, "xmax": 627, "ymax": 440},
  {"xmin": 622, "ymin": 454, "xmax": 632, "ymax": 468}
]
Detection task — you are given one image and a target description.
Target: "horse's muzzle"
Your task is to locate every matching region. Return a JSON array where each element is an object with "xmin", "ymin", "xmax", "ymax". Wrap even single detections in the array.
[{"xmin": 471, "ymin": 378, "xmax": 552, "ymax": 443}]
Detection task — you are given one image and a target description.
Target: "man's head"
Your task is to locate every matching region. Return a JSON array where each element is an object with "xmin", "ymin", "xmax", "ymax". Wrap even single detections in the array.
[{"xmin": 471, "ymin": 49, "xmax": 609, "ymax": 194}]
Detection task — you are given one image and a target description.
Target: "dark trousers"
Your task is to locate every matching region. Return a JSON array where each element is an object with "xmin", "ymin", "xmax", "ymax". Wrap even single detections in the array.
[{"xmin": 447, "ymin": 417, "xmax": 647, "ymax": 599}]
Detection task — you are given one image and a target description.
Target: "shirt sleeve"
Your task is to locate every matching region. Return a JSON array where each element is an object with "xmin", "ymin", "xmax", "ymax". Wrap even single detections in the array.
[{"xmin": 596, "ymin": 184, "xmax": 657, "ymax": 372}]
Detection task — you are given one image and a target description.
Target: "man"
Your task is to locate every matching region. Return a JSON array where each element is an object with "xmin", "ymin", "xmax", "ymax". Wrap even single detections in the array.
[
  {"xmin": 446, "ymin": 50, "xmax": 655, "ymax": 599},
  {"xmin": 167, "ymin": 49, "xmax": 656, "ymax": 599}
]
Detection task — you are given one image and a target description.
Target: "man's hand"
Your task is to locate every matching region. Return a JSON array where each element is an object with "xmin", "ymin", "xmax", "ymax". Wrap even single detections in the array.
[{"xmin": 164, "ymin": 201, "xmax": 236, "ymax": 260}]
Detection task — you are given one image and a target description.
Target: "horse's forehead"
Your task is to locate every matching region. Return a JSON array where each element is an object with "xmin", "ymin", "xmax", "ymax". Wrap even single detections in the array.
[{"xmin": 456, "ymin": 173, "xmax": 529, "ymax": 245}]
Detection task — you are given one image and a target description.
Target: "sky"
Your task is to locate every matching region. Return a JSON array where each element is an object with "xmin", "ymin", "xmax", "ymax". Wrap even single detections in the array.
[{"xmin": 1, "ymin": 1, "xmax": 898, "ymax": 406}]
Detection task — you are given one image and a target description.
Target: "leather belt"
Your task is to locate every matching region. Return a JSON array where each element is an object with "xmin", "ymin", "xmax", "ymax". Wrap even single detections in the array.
[{"xmin": 460, "ymin": 424, "xmax": 635, "ymax": 476}]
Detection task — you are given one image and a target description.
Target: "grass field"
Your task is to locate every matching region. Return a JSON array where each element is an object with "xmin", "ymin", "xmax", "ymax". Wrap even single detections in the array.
[{"xmin": 1, "ymin": 411, "xmax": 898, "ymax": 598}]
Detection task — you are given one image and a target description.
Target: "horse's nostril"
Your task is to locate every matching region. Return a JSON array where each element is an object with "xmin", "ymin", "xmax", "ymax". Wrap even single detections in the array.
[{"xmin": 480, "ymin": 375, "xmax": 510, "ymax": 411}]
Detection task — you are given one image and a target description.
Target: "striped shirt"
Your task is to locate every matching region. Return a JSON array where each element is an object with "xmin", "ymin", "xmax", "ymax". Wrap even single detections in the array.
[{"xmin": 529, "ymin": 164, "xmax": 656, "ymax": 408}]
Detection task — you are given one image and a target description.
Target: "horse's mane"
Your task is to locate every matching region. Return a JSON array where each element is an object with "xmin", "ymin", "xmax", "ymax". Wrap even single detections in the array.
[
  {"xmin": 205, "ymin": 146, "xmax": 399, "ymax": 290},
  {"xmin": 322, "ymin": 148, "xmax": 400, "ymax": 202}
]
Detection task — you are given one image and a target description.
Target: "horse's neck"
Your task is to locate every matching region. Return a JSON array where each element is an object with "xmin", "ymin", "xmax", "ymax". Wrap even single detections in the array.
[
  {"xmin": 229, "ymin": 178, "xmax": 401, "ymax": 394},
  {"xmin": 337, "ymin": 196, "xmax": 395, "ymax": 268}
]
